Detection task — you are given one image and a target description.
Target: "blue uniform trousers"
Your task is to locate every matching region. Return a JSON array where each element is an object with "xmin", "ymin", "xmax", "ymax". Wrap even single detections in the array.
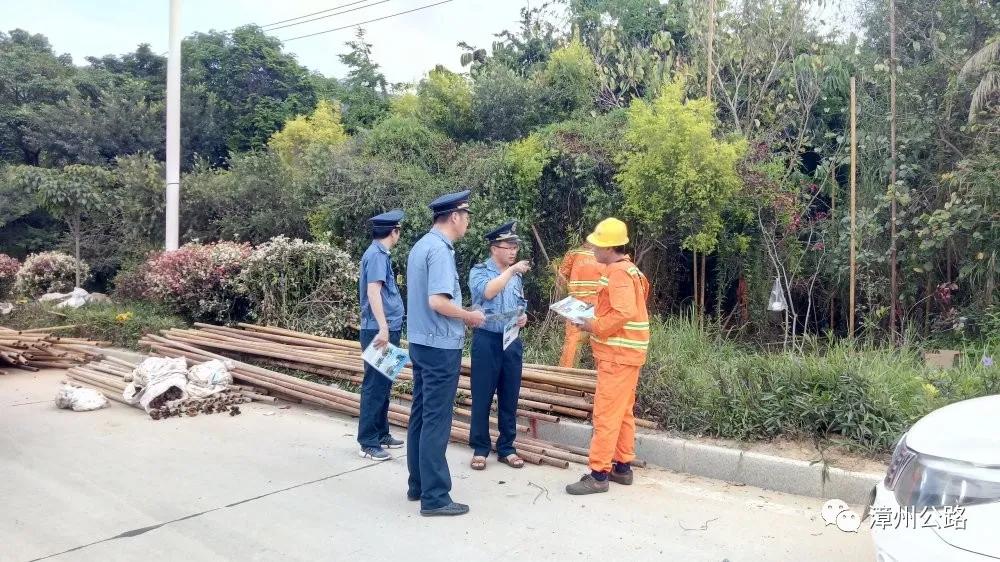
[
  {"xmin": 469, "ymin": 329, "xmax": 523, "ymax": 458},
  {"xmin": 358, "ymin": 329, "xmax": 402, "ymax": 449},
  {"xmin": 406, "ymin": 343, "xmax": 462, "ymax": 510}
]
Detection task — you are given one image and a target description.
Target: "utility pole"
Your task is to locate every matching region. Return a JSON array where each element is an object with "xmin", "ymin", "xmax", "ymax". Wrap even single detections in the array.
[
  {"xmin": 888, "ymin": 0, "xmax": 900, "ymax": 339},
  {"xmin": 699, "ymin": 0, "xmax": 716, "ymax": 323},
  {"xmin": 165, "ymin": 0, "xmax": 182, "ymax": 251},
  {"xmin": 849, "ymin": 76, "xmax": 858, "ymax": 339}
]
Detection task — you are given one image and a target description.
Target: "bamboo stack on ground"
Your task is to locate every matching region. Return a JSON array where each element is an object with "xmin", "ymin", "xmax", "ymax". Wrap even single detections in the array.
[
  {"xmin": 0, "ymin": 326, "xmax": 108, "ymax": 372},
  {"xmin": 150, "ymin": 323, "xmax": 655, "ymax": 429},
  {"xmin": 139, "ymin": 333, "xmax": 603, "ymax": 469}
]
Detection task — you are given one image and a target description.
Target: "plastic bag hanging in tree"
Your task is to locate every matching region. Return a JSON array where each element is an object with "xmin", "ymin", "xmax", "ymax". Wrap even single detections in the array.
[{"xmin": 768, "ymin": 277, "xmax": 788, "ymax": 312}]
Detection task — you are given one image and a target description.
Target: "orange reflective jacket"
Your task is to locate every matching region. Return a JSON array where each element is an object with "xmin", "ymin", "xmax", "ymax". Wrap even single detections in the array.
[
  {"xmin": 590, "ymin": 259, "xmax": 650, "ymax": 366},
  {"xmin": 560, "ymin": 248, "xmax": 605, "ymax": 305}
]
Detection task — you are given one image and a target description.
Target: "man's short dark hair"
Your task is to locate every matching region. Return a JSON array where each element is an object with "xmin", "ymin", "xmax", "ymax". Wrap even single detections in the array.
[
  {"xmin": 434, "ymin": 210, "xmax": 468, "ymax": 225},
  {"xmin": 372, "ymin": 226, "xmax": 397, "ymax": 239}
]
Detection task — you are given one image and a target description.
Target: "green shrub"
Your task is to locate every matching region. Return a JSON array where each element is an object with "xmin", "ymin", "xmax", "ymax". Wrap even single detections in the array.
[
  {"xmin": 233, "ymin": 236, "xmax": 359, "ymax": 336},
  {"xmin": 2, "ymin": 300, "xmax": 187, "ymax": 350}
]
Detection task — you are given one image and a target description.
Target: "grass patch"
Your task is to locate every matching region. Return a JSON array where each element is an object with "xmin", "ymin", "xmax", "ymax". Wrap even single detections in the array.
[
  {"xmin": 522, "ymin": 312, "xmax": 999, "ymax": 455},
  {"xmin": 637, "ymin": 316, "xmax": 1000, "ymax": 455},
  {"xmin": 2, "ymin": 300, "xmax": 187, "ymax": 350}
]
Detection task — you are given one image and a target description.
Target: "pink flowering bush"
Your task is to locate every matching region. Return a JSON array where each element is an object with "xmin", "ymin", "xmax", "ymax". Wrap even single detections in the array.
[
  {"xmin": 13, "ymin": 251, "xmax": 89, "ymax": 297},
  {"xmin": 0, "ymin": 254, "xmax": 21, "ymax": 299},
  {"xmin": 125, "ymin": 241, "xmax": 252, "ymax": 321}
]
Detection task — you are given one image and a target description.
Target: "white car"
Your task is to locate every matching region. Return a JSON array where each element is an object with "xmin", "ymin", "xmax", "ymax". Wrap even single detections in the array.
[{"xmin": 871, "ymin": 395, "xmax": 1000, "ymax": 561}]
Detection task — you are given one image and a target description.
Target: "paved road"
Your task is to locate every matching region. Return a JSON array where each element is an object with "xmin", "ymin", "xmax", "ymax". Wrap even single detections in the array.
[{"xmin": 1, "ymin": 370, "xmax": 875, "ymax": 562}]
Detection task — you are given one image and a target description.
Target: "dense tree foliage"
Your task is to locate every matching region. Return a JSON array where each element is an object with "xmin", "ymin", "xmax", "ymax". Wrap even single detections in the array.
[{"xmin": 1, "ymin": 0, "xmax": 997, "ymax": 344}]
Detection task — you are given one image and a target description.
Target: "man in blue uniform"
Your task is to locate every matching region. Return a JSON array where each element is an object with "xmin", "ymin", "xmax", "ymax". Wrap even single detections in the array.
[
  {"xmin": 468, "ymin": 221, "xmax": 529, "ymax": 471},
  {"xmin": 357, "ymin": 209, "xmax": 406, "ymax": 461},
  {"xmin": 406, "ymin": 190, "xmax": 486, "ymax": 517}
]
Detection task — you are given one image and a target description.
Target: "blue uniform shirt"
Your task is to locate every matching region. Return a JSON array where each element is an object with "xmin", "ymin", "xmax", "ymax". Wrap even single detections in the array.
[
  {"xmin": 359, "ymin": 240, "xmax": 405, "ymax": 331},
  {"xmin": 469, "ymin": 258, "xmax": 527, "ymax": 334},
  {"xmin": 406, "ymin": 228, "xmax": 465, "ymax": 349}
]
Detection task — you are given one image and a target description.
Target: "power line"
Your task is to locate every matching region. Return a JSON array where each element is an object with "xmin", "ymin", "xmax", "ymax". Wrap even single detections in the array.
[
  {"xmin": 259, "ymin": 0, "xmax": 381, "ymax": 28},
  {"xmin": 282, "ymin": 0, "xmax": 456, "ymax": 42},
  {"xmin": 263, "ymin": 0, "xmax": 396, "ymax": 32}
]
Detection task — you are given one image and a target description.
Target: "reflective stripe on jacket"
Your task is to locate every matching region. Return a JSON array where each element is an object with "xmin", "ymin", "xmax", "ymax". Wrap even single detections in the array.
[
  {"xmin": 590, "ymin": 259, "xmax": 650, "ymax": 366},
  {"xmin": 559, "ymin": 249, "xmax": 605, "ymax": 305}
]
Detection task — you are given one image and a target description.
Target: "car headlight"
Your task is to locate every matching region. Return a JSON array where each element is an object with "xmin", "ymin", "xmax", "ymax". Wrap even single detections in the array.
[
  {"xmin": 887, "ymin": 436, "xmax": 1000, "ymax": 509},
  {"xmin": 884, "ymin": 436, "xmax": 917, "ymax": 490}
]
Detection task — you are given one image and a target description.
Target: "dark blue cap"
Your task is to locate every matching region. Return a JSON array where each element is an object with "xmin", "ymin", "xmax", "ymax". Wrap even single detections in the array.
[
  {"xmin": 428, "ymin": 190, "xmax": 471, "ymax": 216},
  {"xmin": 485, "ymin": 220, "xmax": 520, "ymax": 244},
  {"xmin": 369, "ymin": 209, "xmax": 404, "ymax": 228}
]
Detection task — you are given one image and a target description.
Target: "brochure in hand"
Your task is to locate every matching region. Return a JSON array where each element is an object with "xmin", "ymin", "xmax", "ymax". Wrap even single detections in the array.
[
  {"xmin": 361, "ymin": 341, "xmax": 410, "ymax": 382},
  {"xmin": 501, "ymin": 306, "xmax": 525, "ymax": 350},
  {"xmin": 549, "ymin": 296, "xmax": 595, "ymax": 325}
]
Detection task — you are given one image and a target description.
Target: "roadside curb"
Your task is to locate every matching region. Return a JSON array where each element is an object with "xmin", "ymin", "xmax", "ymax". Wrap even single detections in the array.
[{"xmin": 532, "ymin": 418, "xmax": 882, "ymax": 505}]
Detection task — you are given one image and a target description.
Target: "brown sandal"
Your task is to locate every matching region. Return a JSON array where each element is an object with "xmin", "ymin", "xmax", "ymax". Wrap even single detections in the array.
[
  {"xmin": 498, "ymin": 454, "xmax": 525, "ymax": 469},
  {"xmin": 471, "ymin": 456, "xmax": 487, "ymax": 470}
]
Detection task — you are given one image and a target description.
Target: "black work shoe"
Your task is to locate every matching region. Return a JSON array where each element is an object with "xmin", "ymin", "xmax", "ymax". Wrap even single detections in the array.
[
  {"xmin": 608, "ymin": 469, "xmax": 634, "ymax": 485},
  {"xmin": 381, "ymin": 435, "xmax": 404, "ymax": 449},
  {"xmin": 359, "ymin": 446, "xmax": 391, "ymax": 461},
  {"xmin": 566, "ymin": 474, "xmax": 609, "ymax": 495},
  {"xmin": 420, "ymin": 502, "xmax": 470, "ymax": 517}
]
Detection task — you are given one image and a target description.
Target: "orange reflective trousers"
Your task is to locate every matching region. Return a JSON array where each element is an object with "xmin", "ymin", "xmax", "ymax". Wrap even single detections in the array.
[
  {"xmin": 587, "ymin": 359, "xmax": 641, "ymax": 472},
  {"xmin": 559, "ymin": 321, "xmax": 589, "ymax": 368}
]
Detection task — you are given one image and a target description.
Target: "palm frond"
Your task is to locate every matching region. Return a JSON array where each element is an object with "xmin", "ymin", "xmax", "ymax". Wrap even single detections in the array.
[
  {"xmin": 968, "ymin": 71, "xmax": 1000, "ymax": 123},
  {"xmin": 959, "ymin": 39, "xmax": 1000, "ymax": 82}
]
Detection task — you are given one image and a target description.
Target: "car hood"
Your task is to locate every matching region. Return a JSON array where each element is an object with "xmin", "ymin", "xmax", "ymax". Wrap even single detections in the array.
[
  {"xmin": 934, "ymin": 502, "xmax": 1000, "ymax": 559},
  {"xmin": 906, "ymin": 395, "xmax": 1000, "ymax": 466}
]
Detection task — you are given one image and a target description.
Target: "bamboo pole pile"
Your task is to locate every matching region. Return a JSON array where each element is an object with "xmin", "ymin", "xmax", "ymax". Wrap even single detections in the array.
[
  {"xmin": 0, "ymin": 326, "xmax": 107, "ymax": 372},
  {"xmin": 142, "ymin": 323, "xmax": 655, "ymax": 429},
  {"xmin": 65, "ymin": 356, "xmax": 259, "ymax": 420},
  {"xmin": 138, "ymin": 332, "xmax": 616, "ymax": 469}
]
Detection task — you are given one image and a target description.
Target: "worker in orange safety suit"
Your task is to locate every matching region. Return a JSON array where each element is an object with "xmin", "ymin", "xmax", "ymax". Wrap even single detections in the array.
[
  {"xmin": 565, "ymin": 218, "xmax": 650, "ymax": 495},
  {"xmin": 556, "ymin": 242, "xmax": 605, "ymax": 368}
]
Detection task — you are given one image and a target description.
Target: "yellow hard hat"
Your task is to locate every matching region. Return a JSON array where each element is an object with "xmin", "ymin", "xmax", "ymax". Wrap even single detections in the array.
[{"xmin": 587, "ymin": 218, "xmax": 629, "ymax": 247}]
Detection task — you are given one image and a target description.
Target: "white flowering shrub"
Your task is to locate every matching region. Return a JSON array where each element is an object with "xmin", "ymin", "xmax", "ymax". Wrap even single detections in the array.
[
  {"xmin": 14, "ymin": 251, "xmax": 89, "ymax": 297},
  {"xmin": 234, "ymin": 236, "xmax": 359, "ymax": 336}
]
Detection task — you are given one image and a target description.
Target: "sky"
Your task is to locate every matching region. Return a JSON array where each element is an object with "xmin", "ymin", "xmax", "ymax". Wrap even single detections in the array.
[{"xmin": 1, "ymin": 0, "xmax": 859, "ymax": 84}]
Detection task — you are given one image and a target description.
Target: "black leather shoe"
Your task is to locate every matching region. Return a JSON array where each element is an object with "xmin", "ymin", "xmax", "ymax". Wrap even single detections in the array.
[{"xmin": 420, "ymin": 502, "xmax": 470, "ymax": 516}]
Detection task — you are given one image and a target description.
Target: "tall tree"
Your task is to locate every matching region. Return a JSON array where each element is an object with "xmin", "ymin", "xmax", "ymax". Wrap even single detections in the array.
[
  {"xmin": 337, "ymin": 29, "xmax": 390, "ymax": 132},
  {"xmin": 11, "ymin": 164, "xmax": 112, "ymax": 286},
  {"xmin": 20, "ymin": 74, "xmax": 163, "ymax": 166},
  {"xmin": 183, "ymin": 26, "xmax": 318, "ymax": 155},
  {"xmin": 0, "ymin": 29, "xmax": 75, "ymax": 165},
  {"xmin": 888, "ymin": 0, "xmax": 900, "ymax": 337}
]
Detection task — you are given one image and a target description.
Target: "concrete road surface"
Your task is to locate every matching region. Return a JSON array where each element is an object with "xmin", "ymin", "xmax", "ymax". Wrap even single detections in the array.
[{"xmin": 1, "ymin": 370, "xmax": 875, "ymax": 562}]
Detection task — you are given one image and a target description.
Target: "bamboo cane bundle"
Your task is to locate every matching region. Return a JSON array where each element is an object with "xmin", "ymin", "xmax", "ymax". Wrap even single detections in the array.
[
  {"xmin": 140, "ymin": 335, "xmax": 593, "ymax": 468},
  {"xmin": 148, "ymin": 325, "xmax": 660, "ymax": 429},
  {"xmin": 0, "ymin": 326, "xmax": 107, "ymax": 371}
]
